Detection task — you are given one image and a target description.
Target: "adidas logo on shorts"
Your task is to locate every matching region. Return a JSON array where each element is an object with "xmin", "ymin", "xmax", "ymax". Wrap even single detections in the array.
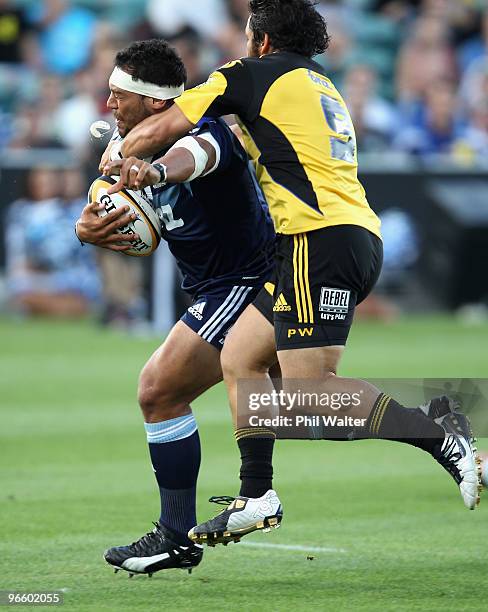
[
  {"xmin": 273, "ymin": 293, "xmax": 292, "ymax": 312},
  {"xmin": 189, "ymin": 302, "xmax": 206, "ymax": 321}
]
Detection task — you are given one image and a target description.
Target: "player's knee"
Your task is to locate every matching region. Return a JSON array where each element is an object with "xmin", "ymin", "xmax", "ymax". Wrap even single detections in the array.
[
  {"xmin": 137, "ymin": 378, "xmax": 162, "ymax": 419},
  {"xmin": 137, "ymin": 370, "xmax": 181, "ymax": 420}
]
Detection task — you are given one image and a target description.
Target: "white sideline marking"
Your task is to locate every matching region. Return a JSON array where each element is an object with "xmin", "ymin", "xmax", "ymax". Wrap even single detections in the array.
[{"xmin": 240, "ymin": 542, "xmax": 346, "ymax": 553}]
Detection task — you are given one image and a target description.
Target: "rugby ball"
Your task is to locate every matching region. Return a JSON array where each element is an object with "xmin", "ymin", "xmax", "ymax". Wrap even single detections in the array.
[{"xmin": 89, "ymin": 176, "xmax": 161, "ymax": 257}]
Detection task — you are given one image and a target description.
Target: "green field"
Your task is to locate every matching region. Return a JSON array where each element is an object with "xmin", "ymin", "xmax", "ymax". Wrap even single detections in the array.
[{"xmin": 1, "ymin": 316, "xmax": 488, "ymax": 611}]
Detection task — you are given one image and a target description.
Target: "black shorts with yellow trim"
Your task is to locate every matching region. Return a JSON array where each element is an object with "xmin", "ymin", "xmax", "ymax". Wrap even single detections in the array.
[{"xmin": 252, "ymin": 225, "xmax": 383, "ymax": 350}]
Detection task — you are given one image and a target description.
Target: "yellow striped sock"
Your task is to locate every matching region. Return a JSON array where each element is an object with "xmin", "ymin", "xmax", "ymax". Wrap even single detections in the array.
[
  {"xmin": 235, "ymin": 427, "xmax": 276, "ymax": 441},
  {"xmin": 368, "ymin": 393, "xmax": 392, "ymax": 436}
]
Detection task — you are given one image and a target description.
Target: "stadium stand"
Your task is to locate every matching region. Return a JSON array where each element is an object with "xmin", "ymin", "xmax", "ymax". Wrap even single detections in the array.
[{"xmin": 1, "ymin": 0, "xmax": 487, "ymax": 322}]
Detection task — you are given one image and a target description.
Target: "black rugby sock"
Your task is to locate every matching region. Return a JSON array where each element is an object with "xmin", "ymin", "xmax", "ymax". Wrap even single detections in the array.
[
  {"xmin": 235, "ymin": 428, "xmax": 275, "ymax": 498},
  {"xmin": 366, "ymin": 394, "xmax": 445, "ymax": 454}
]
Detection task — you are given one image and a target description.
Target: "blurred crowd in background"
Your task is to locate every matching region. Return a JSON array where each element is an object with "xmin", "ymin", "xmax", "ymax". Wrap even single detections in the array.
[
  {"xmin": 1, "ymin": 0, "xmax": 487, "ymax": 163},
  {"xmin": 1, "ymin": 0, "xmax": 487, "ymax": 324}
]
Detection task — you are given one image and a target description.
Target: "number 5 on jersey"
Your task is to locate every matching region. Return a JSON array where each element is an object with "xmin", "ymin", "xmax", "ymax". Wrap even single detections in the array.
[{"xmin": 320, "ymin": 94, "xmax": 356, "ymax": 164}]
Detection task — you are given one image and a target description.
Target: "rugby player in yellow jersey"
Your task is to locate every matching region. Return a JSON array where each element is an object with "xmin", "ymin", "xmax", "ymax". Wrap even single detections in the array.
[{"xmin": 105, "ymin": 0, "xmax": 481, "ymax": 545}]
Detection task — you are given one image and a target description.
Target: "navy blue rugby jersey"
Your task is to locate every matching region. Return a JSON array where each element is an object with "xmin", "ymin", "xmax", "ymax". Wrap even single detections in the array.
[{"xmin": 150, "ymin": 117, "xmax": 275, "ymax": 295}]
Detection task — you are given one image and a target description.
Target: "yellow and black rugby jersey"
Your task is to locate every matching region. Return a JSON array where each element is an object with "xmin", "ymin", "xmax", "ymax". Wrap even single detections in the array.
[{"xmin": 175, "ymin": 52, "xmax": 381, "ymax": 238}]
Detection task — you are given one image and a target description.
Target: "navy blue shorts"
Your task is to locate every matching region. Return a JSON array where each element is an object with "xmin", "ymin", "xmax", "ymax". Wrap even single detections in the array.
[{"xmin": 181, "ymin": 284, "xmax": 262, "ymax": 350}]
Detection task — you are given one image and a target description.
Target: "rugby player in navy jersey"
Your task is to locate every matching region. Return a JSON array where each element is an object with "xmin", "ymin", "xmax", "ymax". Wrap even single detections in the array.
[
  {"xmin": 75, "ymin": 39, "xmax": 276, "ymax": 577},
  {"xmin": 105, "ymin": 0, "xmax": 481, "ymax": 549}
]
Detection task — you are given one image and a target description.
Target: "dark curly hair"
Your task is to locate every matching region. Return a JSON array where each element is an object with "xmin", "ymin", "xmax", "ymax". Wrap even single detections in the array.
[
  {"xmin": 115, "ymin": 39, "xmax": 187, "ymax": 87},
  {"xmin": 249, "ymin": 0, "xmax": 330, "ymax": 58}
]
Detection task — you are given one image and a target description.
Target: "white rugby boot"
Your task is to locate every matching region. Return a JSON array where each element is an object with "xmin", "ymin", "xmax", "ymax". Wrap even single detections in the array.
[
  {"xmin": 431, "ymin": 410, "xmax": 482, "ymax": 509},
  {"xmin": 188, "ymin": 490, "xmax": 283, "ymax": 546}
]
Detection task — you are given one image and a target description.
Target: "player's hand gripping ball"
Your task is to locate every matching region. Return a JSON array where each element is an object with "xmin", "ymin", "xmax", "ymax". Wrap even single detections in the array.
[{"xmin": 88, "ymin": 176, "xmax": 161, "ymax": 257}]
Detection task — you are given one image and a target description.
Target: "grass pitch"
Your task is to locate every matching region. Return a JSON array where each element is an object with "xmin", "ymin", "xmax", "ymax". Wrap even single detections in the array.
[{"xmin": 1, "ymin": 315, "xmax": 488, "ymax": 611}]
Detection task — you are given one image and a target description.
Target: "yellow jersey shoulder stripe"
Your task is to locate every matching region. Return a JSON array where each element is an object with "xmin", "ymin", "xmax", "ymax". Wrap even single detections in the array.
[{"xmin": 175, "ymin": 70, "xmax": 229, "ymax": 125}]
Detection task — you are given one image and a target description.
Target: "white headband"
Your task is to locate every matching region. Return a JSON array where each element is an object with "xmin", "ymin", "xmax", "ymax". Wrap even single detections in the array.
[{"xmin": 109, "ymin": 66, "xmax": 184, "ymax": 100}]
